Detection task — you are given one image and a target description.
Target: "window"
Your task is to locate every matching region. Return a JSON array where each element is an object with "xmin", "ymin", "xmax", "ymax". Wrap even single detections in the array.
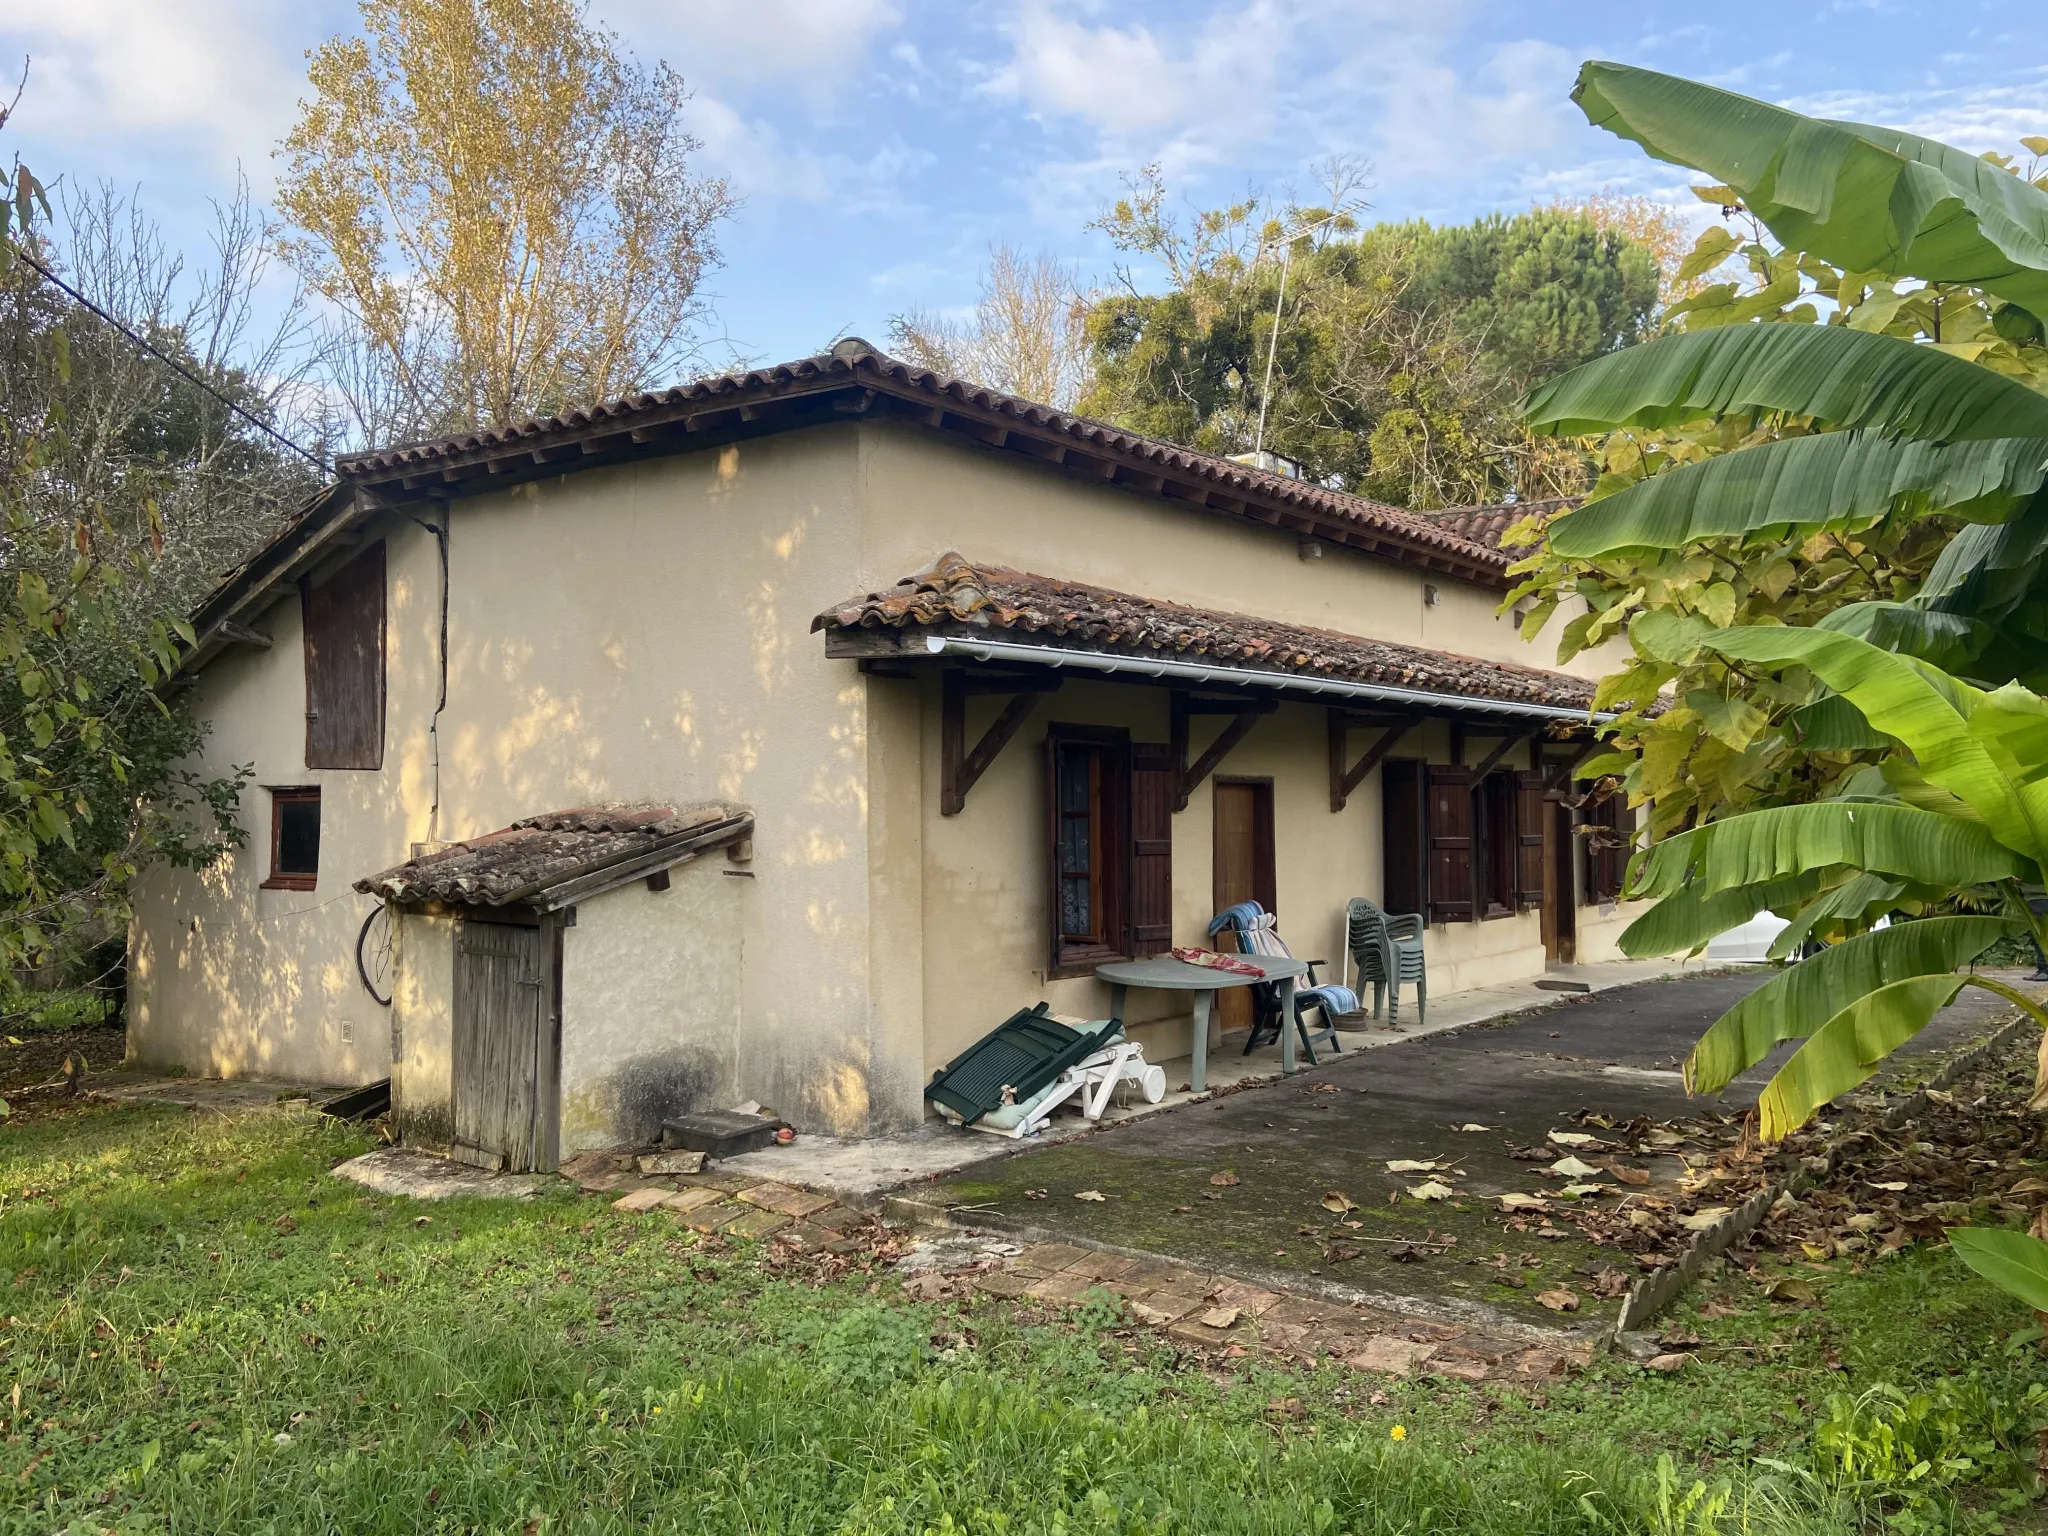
[
  {"xmin": 1580, "ymin": 786, "xmax": 1631, "ymax": 904},
  {"xmin": 1046, "ymin": 727, "xmax": 1132, "ymax": 976},
  {"xmin": 1380, "ymin": 758, "xmax": 1427, "ymax": 918},
  {"xmin": 264, "ymin": 787, "xmax": 321, "ymax": 890},
  {"xmin": 1479, "ymin": 771, "xmax": 1518, "ymax": 918},
  {"xmin": 303, "ymin": 542, "xmax": 386, "ymax": 770}
]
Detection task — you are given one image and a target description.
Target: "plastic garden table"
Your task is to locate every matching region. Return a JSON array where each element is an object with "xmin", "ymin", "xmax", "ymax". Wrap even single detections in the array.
[{"xmin": 1093, "ymin": 955, "xmax": 1310, "ymax": 1092}]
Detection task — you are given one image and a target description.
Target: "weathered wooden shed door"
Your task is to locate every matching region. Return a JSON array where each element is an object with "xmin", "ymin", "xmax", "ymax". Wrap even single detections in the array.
[{"xmin": 451, "ymin": 918, "xmax": 559, "ymax": 1173}]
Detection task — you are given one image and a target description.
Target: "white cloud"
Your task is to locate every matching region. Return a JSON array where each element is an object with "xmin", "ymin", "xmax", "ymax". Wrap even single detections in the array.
[
  {"xmin": 0, "ymin": 0, "xmax": 313, "ymax": 177},
  {"xmin": 601, "ymin": 0, "xmax": 903, "ymax": 98}
]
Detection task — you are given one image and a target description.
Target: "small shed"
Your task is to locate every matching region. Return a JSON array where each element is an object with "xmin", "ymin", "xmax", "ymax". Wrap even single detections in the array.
[{"xmin": 356, "ymin": 805, "xmax": 754, "ymax": 1171}]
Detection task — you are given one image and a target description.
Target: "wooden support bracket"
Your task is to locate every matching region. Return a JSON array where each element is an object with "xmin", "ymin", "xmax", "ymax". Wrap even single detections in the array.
[
  {"xmin": 1171, "ymin": 692, "xmax": 1276, "ymax": 812},
  {"xmin": 1468, "ymin": 729, "xmax": 1534, "ymax": 784},
  {"xmin": 940, "ymin": 670, "xmax": 1062, "ymax": 815},
  {"xmin": 1327, "ymin": 708, "xmax": 1416, "ymax": 812}
]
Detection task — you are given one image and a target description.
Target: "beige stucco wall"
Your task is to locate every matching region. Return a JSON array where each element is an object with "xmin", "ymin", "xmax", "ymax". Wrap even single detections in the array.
[
  {"xmin": 131, "ymin": 412, "xmax": 1647, "ymax": 1142},
  {"xmin": 132, "ymin": 426, "xmax": 913, "ymax": 1134},
  {"xmin": 556, "ymin": 858, "xmax": 748, "ymax": 1152}
]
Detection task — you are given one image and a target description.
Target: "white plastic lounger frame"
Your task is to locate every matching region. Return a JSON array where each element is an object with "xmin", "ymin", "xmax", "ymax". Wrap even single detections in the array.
[{"xmin": 973, "ymin": 1040, "xmax": 1168, "ymax": 1140}]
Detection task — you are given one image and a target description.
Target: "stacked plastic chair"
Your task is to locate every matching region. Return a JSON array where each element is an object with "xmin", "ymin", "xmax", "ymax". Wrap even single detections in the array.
[{"xmin": 1345, "ymin": 897, "xmax": 1427, "ymax": 1025}]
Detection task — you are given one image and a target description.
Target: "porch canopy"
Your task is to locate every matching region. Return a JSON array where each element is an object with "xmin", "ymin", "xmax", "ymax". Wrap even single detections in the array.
[
  {"xmin": 357, "ymin": 805, "xmax": 753, "ymax": 913},
  {"xmin": 814, "ymin": 553, "xmax": 1609, "ymax": 815}
]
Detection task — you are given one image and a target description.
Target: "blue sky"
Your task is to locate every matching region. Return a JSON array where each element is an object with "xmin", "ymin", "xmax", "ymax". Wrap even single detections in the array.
[{"xmin": 4, "ymin": 0, "xmax": 2045, "ymax": 374}]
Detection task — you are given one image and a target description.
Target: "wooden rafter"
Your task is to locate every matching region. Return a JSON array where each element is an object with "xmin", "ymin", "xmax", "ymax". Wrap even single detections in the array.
[
  {"xmin": 1327, "ymin": 708, "xmax": 1417, "ymax": 812},
  {"xmin": 1171, "ymin": 692, "xmax": 1276, "ymax": 812},
  {"xmin": 940, "ymin": 670, "xmax": 1062, "ymax": 815}
]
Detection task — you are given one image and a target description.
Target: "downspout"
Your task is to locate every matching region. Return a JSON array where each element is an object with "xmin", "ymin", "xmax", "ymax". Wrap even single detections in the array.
[{"xmin": 408, "ymin": 504, "xmax": 451, "ymax": 845}]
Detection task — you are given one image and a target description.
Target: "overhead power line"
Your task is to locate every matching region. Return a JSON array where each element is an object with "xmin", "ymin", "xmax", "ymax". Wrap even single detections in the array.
[{"xmin": 11, "ymin": 243, "xmax": 328, "ymax": 473}]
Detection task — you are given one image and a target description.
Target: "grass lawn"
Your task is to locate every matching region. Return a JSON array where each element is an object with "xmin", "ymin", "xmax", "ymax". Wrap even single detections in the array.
[{"xmin": 4, "ymin": 1100, "xmax": 2047, "ymax": 1534}]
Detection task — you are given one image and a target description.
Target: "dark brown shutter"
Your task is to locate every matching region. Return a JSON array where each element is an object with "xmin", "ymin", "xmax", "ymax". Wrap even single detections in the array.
[
  {"xmin": 303, "ymin": 542, "xmax": 386, "ymax": 770},
  {"xmin": 1426, "ymin": 765, "xmax": 1474, "ymax": 924},
  {"xmin": 1380, "ymin": 758, "xmax": 1426, "ymax": 917},
  {"xmin": 1583, "ymin": 791, "xmax": 1629, "ymax": 903},
  {"xmin": 1516, "ymin": 772, "xmax": 1547, "ymax": 911},
  {"xmin": 1128, "ymin": 743, "xmax": 1175, "ymax": 954}
]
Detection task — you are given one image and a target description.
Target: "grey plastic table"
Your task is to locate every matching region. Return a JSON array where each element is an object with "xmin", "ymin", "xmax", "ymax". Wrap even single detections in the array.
[{"xmin": 1094, "ymin": 955, "xmax": 1310, "ymax": 1092}]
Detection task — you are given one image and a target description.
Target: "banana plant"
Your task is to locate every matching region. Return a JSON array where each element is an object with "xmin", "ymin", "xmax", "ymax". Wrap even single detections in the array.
[{"xmin": 1615, "ymin": 623, "xmax": 2048, "ymax": 1140}]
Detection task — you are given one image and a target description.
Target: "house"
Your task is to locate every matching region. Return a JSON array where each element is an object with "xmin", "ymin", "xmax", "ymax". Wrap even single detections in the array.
[{"xmin": 127, "ymin": 338, "xmax": 1641, "ymax": 1171}]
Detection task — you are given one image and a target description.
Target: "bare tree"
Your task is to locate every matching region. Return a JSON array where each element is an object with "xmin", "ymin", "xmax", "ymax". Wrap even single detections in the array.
[
  {"xmin": 890, "ymin": 243, "xmax": 1092, "ymax": 409},
  {"xmin": 276, "ymin": 0, "xmax": 737, "ymax": 446}
]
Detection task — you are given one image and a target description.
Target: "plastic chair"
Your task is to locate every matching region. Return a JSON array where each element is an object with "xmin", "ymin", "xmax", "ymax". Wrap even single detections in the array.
[
  {"xmin": 1346, "ymin": 897, "xmax": 1427, "ymax": 1025},
  {"xmin": 1206, "ymin": 904, "xmax": 1341, "ymax": 1065}
]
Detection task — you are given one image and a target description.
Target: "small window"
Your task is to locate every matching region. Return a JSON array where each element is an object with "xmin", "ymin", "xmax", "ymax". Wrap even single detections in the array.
[
  {"xmin": 264, "ymin": 788, "xmax": 321, "ymax": 890},
  {"xmin": 1047, "ymin": 727, "xmax": 1129, "ymax": 975}
]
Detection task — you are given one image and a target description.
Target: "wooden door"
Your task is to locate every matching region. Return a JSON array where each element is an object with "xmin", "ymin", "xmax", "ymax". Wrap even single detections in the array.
[
  {"xmin": 1548, "ymin": 799, "xmax": 1578, "ymax": 962},
  {"xmin": 1212, "ymin": 779, "xmax": 1275, "ymax": 1030},
  {"xmin": 452, "ymin": 918, "xmax": 558, "ymax": 1172}
]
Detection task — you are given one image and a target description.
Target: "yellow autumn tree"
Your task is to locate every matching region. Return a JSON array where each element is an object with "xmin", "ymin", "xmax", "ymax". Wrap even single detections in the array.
[{"xmin": 276, "ymin": 0, "xmax": 735, "ymax": 444}]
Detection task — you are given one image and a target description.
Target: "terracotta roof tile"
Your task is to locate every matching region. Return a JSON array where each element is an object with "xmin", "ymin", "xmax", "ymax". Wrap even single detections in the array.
[
  {"xmin": 356, "ymin": 804, "xmax": 750, "ymax": 907},
  {"xmin": 1413, "ymin": 497, "xmax": 1578, "ymax": 553},
  {"xmin": 331, "ymin": 340, "xmax": 1511, "ymax": 584},
  {"xmin": 814, "ymin": 553, "xmax": 1596, "ymax": 714}
]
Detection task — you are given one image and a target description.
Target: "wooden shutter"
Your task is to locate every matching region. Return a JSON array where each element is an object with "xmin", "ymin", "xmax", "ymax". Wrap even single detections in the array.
[
  {"xmin": 1584, "ymin": 791, "xmax": 1629, "ymax": 903},
  {"xmin": 1128, "ymin": 744, "xmax": 1175, "ymax": 954},
  {"xmin": 1516, "ymin": 772, "xmax": 1547, "ymax": 911},
  {"xmin": 1426, "ymin": 765, "xmax": 1474, "ymax": 924},
  {"xmin": 1380, "ymin": 758, "xmax": 1427, "ymax": 917},
  {"xmin": 303, "ymin": 542, "xmax": 387, "ymax": 770}
]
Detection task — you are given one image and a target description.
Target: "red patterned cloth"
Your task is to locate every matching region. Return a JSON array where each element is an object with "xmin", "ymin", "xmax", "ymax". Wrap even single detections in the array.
[{"xmin": 1170, "ymin": 947, "xmax": 1266, "ymax": 977}]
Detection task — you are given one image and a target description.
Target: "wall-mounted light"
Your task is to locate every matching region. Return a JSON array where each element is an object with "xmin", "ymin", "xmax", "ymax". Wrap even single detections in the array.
[
  {"xmin": 1297, "ymin": 538, "xmax": 1323, "ymax": 561},
  {"xmin": 1423, "ymin": 584, "xmax": 1441, "ymax": 608}
]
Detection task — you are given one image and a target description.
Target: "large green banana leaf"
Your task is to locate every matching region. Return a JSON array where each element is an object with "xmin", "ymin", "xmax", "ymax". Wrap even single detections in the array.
[
  {"xmin": 1548, "ymin": 433, "xmax": 2048, "ymax": 557},
  {"xmin": 1947, "ymin": 1228, "xmax": 2048, "ymax": 1313},
  {"xmin": 1758, "ymin": 972, "xmax": 1971, "ymax": 1138},
  {"xmin": 1916, "ymin": 492, "xmax": 2048, "ymax": 617},
  {"xmin": 1703, "ymin": 627, "xmax": 2048, "ymax": 859},
  {"xmin": 1634, "ymin": 800, "xmax": 2035, "ymax": 899},
  {"xmin": 1616, "ymin": 870, "xmax": 1824, "ymax": 957},
  {"xmin": 1764, "ymin": 871, "xmax": 1908, "ymax": 961},
  {"xmin": 1523, "ymin": 322, "xmax": 2048, "ymax": 442},
  {"xmin": 1573, "ymin": 62, "xmax": 2048, "ymax": 313},
  {"xmin": 1812, "ymin": 602, "xmax": 1990, "ymax": 677},
  {"xmin": 1684, "ymin": 915, "xmax": 2018, "ymax": 1093}
]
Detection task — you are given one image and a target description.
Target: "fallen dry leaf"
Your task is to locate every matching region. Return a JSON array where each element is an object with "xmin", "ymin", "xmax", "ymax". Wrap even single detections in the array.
[
  {"xmin": 1644, "ymin": 1352, "xmax": 1690, "ymax": 1372},
  {"xmin": 1677, "ymin": 1207, "xmax": 1732, "ymax": 1232},
  {"xmin": 1210, "ymin": 1171, "xmax": 1241, "ymax": 1187},
  {"xmin": 1560, "ymin": 1183, "xmax": 1606, "ymax": 1198},
  {"xmin": 1200, "ymin": 1305, "xmax": 1242, "ymax": 1329},
  {"xmin": 1764, "ymin": 1275, "xmax": 1818, "ymax": 1303},
  {"xmin": 1498, "ymin": 1193, "xmax": 1549, "ymax": 1212},
  {"xmin": 1172, "ymin": 1205, "xmax": 1193, "ymax": 1213},
  {"xmin": 1604, "ymin": 1161, "xmax": 1652, "ymax": 1187},
  {"xmin": 1385, "ymin": 1159, "xmax": 1441, "ymax": 1173},
  {"xmin": 1536, "ymin": 1287, "xmax": 1579, "ymax": 1312},
  {"xmin": 1074, "ymin": 1190, "xmax": 1108, "ymax": 1202},
  {"xmin": 1453, "ymin": 1123, "xmax": 1494, "ymax": 1132},
  {"xmin": 1024, "ymin": 1189, "xmax": 1048, "ymax": 1200},
  {"xmin": 1843, "ymin": 1212, "xmax": 1883, "ymax": 1232},
  {"xmin": 1408, "ymin": 1180, "xmax": 1455, "ymax": 1201},
  {"xmin": 1548, "ymin": 1156, "xmax": 1602, "ymax": 1179},
  {"xmin": 1866, "ymin": 1181, "xmax": 1908, "ymax": 1193},
  {"xmin": 1547, "ymin": 1131, "xmax": 1597, "ymax": 1147},
  {"xmin": 1321, "ymin": 1191, "xmax": 1357, "ymax": 1213}
]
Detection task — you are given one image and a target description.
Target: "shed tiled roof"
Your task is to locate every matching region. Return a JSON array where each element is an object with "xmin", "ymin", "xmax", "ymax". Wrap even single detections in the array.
[
  {"xmin": 356, "ymin": 805, "xmax": 750, "ymax": 908},
  {"xmin": 814, "ymin": 553, "xmax": 1597, "ymax": 714}
]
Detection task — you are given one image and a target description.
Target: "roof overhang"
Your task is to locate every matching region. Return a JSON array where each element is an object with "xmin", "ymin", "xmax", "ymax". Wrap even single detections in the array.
[{"xmin": 833, "ymin": 628, "xmax": 1611, "ymax": 728}]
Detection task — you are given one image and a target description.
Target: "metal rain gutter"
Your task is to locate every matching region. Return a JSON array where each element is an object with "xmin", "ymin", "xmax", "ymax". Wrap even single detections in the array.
[{"xmin": 919, "ymin": 633, "xmax": 1612, "ymax": 726}]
